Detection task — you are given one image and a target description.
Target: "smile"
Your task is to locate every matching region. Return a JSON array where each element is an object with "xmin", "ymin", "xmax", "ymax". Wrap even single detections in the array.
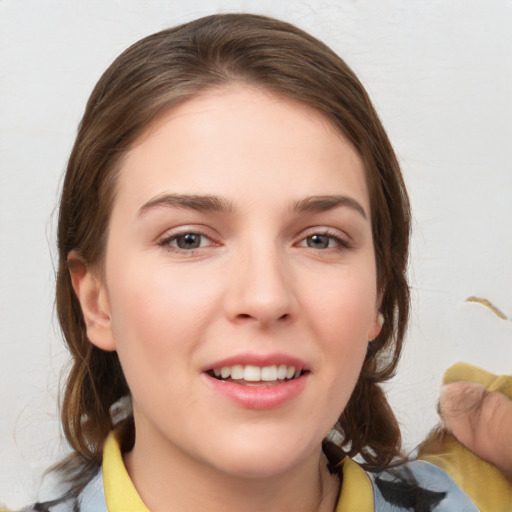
[
  {"xmin": 203, "ymin": 357, "xmax": 310, "ymax": 409},
  {"xmin": 208, "ymin": 364, "xmax": 304, "ymax": 384}
]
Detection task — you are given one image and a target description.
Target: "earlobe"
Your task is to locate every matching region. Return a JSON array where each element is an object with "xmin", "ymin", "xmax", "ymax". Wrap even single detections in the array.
[
  {"xmin": 368, "ymin": 312, "xmax": 384, "ymax": 341},
  {"xmin": 68, "ymin": 251, "xmax": 116, "ymax": 351}
]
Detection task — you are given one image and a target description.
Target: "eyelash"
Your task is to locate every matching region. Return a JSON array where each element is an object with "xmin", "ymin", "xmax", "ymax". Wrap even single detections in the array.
[
  {"xmin": 158, "ymin": 230, "xmax": 218, "ymax": 254},
  {"xmin": 297, "ymin": 229, "xmax": 352, "ymax": 251},
  {"xmin": 157, "ymin": 228, "xmax": 352, "ymax": 254}
]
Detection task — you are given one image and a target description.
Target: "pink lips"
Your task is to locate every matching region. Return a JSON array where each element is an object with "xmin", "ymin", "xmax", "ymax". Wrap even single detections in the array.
[{"xmin": 202, "ymin": 353, "xmax": 309, "ymax": 410}]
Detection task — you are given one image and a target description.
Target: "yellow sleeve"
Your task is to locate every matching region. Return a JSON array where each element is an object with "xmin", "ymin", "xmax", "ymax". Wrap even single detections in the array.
[{"xmin": 418, "ymin": 362, "xmax": 512, "ymax": 512}]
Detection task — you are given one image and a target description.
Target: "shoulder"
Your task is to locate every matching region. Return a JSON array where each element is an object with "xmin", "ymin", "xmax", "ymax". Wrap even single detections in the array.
[
  {"xmin": 23, "ymin": 470, "xmax": 107, "ymax": 512},
  {"xmin": 77, "ymin": 469, "xmax": 108, "ymax": 512},
  {"xmin": 369, "ymin": 459, "xmax": 480, "ymax": 512}
]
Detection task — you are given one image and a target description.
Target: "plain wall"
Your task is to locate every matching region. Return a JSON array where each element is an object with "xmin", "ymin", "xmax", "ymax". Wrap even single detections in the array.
[{"xmin": 1, "ymin": 0, "xmax": 511, "ymax": 507}]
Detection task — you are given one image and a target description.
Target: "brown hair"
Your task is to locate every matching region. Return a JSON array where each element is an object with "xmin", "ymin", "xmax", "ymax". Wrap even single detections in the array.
[{"xmin": 55, "ymin": 12, "xmax": 410, "ymax": 490}]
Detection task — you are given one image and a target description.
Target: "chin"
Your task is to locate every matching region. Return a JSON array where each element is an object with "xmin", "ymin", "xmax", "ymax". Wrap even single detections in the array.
[
  {"xmin": 206, "ymin": 432, "xmax": 320, "ymax": 480},
  {"xmin": 216, "ymin": 455, "xmax": 303, "ymax": 480}
]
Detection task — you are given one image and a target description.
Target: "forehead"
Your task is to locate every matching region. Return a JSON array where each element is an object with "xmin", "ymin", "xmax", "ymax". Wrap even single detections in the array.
[{"xmin": 115, "ymin": 84, "xmax": 369, "ymax": 214}]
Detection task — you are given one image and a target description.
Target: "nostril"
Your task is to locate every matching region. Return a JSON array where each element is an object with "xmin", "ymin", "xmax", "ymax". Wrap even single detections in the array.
[{"xmin": 235, "ymin": 312, "xmax": 290, "ymax": 323}]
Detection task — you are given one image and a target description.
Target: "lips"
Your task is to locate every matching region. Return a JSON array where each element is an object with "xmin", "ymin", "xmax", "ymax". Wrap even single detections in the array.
[{"xmin": 202, "ymin": 354, "xmax": 309, "ymax": 409}]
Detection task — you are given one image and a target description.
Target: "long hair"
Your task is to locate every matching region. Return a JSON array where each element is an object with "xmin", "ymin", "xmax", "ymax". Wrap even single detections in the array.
[{"xmin": 54, "ymin": 12, "xmax": 410, "ymax": 494}]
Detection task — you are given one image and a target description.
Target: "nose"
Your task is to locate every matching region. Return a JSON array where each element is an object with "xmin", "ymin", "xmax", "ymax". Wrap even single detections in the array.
[{"xmin": 223, "ymin": 239, "xmax": 298, "ymax": 327}]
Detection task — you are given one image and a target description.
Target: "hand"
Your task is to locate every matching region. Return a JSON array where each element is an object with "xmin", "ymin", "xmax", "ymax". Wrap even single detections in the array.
[{"xmin": 439, "ymin": 380, "xmax": 512, "ymax": 479}]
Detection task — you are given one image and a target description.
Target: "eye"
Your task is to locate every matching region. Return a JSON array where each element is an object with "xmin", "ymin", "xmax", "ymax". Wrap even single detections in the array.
[
  {"xmin": 298, "ymin": 230, "xmax": 351, "ymax": 251},
  {"xmin": 306, "ymin": 234, "xmax": 335, "ymax": 249},
  {"xmin": 173, "ymin": 233, "xmax": 204, "ymax": 249},
  {"xmin": 158, "ymin": 230, "xmax": 215, "ymax": 252}
]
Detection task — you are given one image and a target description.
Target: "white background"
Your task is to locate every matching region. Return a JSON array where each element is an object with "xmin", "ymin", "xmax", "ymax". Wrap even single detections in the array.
[{"xmin": 1, "ymin": 0, "xmax": 511, "ymax": 507}]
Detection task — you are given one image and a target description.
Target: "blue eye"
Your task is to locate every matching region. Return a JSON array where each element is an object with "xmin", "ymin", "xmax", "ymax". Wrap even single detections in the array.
[
  {"xmin": 306, "ymin": 234, "xmax": 332, "ymax": 249},
  {"xmin": 174, "ymin": 233, "xmax": 202, "ymax": 249},
  {"xmin": 159, "ymin": 232, "xmax": 210, "ymax": 251},
  {"xmin": 303, "ymin": 233, "xmax": 347, "ymax": 249}
]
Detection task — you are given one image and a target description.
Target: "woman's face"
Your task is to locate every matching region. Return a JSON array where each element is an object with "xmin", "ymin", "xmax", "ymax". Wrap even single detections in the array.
[{"xmin": 83, "ymin": 85, "xmax": 381, "ymax": 478}]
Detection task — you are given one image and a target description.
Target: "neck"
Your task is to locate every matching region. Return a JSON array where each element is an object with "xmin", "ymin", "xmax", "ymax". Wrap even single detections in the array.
[{"xmin": 123, "ymin": 431, "xmax": 340, "ymax": 512}]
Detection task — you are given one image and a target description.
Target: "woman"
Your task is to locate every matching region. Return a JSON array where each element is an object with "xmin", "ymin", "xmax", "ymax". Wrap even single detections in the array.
[{"xmin": 28, "ymin": 13, "xmax": 510, "ymax": 512}]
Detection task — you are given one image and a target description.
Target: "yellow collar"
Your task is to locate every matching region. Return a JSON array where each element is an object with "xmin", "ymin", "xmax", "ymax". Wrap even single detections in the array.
[
  {"xmin": 336, "ymin": 457, "xmax": 374, "ymax": 511},
  {"xmin": 102, "ymin": 430, "xmax": 149, "ymax": 512}
]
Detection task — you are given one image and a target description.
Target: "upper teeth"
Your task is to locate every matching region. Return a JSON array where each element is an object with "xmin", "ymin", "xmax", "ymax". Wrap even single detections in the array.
[{"xmin": 213, "ymin": 364, "xmax": 301, "ymax": 382}]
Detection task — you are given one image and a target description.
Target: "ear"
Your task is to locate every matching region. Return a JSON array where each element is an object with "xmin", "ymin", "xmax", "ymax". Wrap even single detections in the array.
[
  {"xmin": 368, "ymin": 312, "xmax": 384, "ymax": 341},
  {"xmin": 68, "ymin": 251, "xmax": 116, "ymax": 351}
]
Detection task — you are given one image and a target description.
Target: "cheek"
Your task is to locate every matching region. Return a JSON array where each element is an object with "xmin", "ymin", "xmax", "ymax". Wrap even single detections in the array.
[
  {"xmin": 303, "ymin": 266, "xmax": 376, "ymax": 398},
  {"xmin": 106, "ymin": 259, "xmax": 223, "ymax": 368},
  {"xmin": 104, "ymin": 261, "xmax": 226, "ymax": 417},
  {"xmin": 305, "ymin": 266, "xmax": 378, "ymax": 338}
]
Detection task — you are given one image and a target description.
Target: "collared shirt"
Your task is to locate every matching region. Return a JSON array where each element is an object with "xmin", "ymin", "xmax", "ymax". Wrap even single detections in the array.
[
  {"xmin": 27, "ymin": 363, "xmax": 512, "ymax": 511},
  {"xmin": 81, "ymin": 432, "xmax": 482, "ymax": 511}
]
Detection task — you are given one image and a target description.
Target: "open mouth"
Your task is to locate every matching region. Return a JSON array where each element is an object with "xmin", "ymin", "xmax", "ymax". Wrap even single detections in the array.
[{"xmin": 206, "ymin": 364, "xmax": 307, "ymax": 384}]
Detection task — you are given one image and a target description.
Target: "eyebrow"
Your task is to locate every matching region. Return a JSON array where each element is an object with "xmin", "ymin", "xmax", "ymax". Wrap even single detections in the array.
[
  {"xmin": 290, "ymin": 195, "xmax": 367, "ymax": 219},
  {"xmin": 139, "ymin": 193, "xmax": 236, "ymax": 216},
  {"xmin": 138, "ymin": 193, "xmax": 367, "ymax": 219}
]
